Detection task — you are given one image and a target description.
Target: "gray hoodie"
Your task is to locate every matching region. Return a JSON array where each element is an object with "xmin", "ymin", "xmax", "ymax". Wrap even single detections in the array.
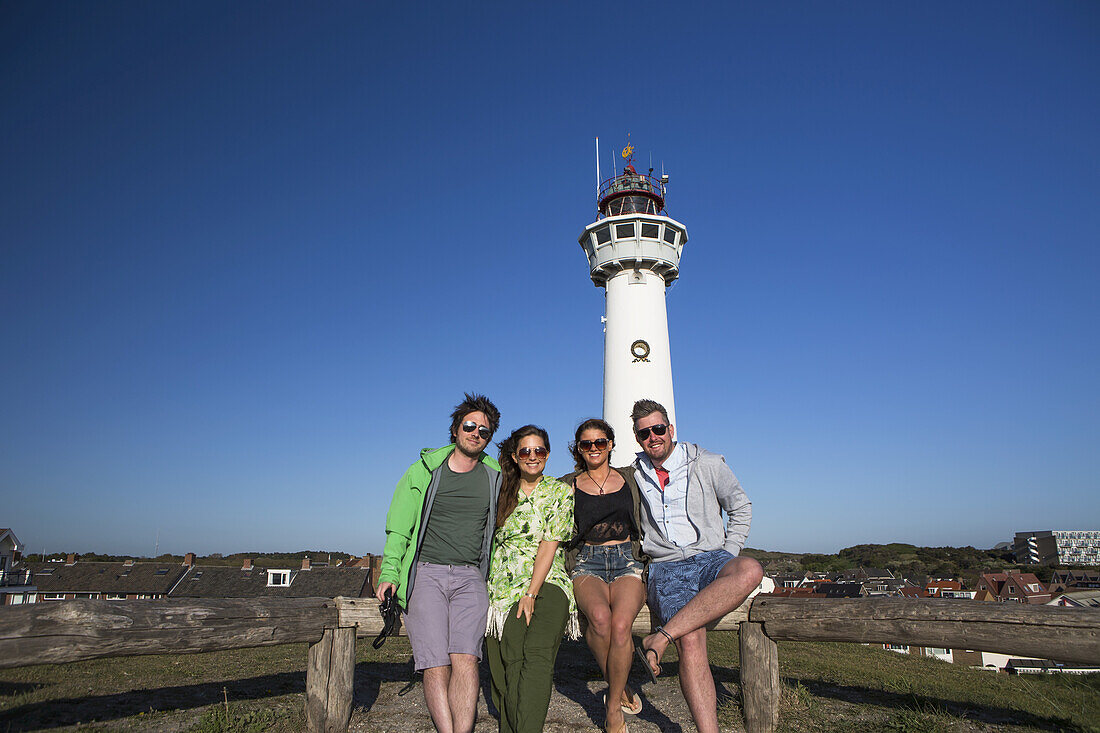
[{"xmin": 634, "ymin": 442, "xmax": 752, "ymax": 563}]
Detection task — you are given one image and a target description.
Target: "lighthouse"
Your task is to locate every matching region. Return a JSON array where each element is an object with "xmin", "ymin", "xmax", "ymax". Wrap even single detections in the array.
[{"xmin": 578, "ymin": 148, "xmax": 687, "ymax": 466}]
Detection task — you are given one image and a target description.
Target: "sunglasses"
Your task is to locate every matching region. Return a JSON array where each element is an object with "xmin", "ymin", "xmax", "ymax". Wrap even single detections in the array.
[
  {"xmin": 461, "ymin": 421, "xmax": 492, "ymax": 441},
  {"xmin": 578, "ymin": 438, "xmax": 609, "ymax": 451},
  {"xmin": 517, "ymin": 446, "xmax": 549, "ymax": 459},
  {"xmin": 635, "ymin": 423, "xmax": 669, "ymax": 440}
]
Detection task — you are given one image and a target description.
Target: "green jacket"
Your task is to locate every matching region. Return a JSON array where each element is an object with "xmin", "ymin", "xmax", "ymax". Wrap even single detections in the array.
[{"xmin": 378, "ymin": 445, "xmax": 502, "ymax": 610}]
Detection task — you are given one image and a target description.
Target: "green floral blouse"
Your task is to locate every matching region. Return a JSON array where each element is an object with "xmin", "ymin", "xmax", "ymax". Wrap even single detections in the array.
[{"xmin": 486, "ymin": 476, "xmax": 579, "ymax": 640}]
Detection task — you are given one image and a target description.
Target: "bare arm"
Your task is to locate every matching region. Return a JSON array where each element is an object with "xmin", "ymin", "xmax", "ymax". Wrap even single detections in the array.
[{"xmin": 516, "ymin": 539, "xmax": 560, "ymax": 625}]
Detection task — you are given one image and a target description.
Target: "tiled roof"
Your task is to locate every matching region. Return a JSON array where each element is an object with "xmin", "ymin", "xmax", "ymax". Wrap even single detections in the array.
[
  {"xmin": 21, "ymin": 561, "xmax": 187, "ymax": 594},
  {"xmin": 169, "ymin": 565, "xmax": 370, "ymax": 599}
]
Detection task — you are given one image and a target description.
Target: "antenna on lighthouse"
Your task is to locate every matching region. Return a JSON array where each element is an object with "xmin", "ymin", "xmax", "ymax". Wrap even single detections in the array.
[{"xmin": 595, "ymin": 137, "xmax": 601, "ymax": 199}]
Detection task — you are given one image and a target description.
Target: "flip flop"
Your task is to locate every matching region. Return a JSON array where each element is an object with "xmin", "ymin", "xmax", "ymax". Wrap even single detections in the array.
[
  {"xmin": 633, "ymin": 640, "xmax": 660, "ymax": 683},
  {"xmin": 603, "ymin": 690, "xmax": 643, "ymax": 716}
]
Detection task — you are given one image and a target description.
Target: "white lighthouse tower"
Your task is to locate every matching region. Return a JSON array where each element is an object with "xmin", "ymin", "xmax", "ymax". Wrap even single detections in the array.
[{"xmin": 578, "ymin": 149, "xmax": 687, "ymax": 465}]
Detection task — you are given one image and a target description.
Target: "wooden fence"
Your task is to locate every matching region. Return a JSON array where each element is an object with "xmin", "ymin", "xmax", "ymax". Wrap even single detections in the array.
[{"xmin": 1, "ymin": 596, "xmax": 1098, "ymax": 732}]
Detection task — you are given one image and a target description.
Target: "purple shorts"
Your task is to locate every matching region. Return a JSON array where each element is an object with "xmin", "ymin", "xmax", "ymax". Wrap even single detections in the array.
[{"xmin": 403, "ymin": 562, "xmax": 488, "ymax": 671}]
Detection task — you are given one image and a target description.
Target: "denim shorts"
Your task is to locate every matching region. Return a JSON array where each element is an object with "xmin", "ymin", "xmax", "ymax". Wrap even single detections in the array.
[
  {"xmin": 570, "ymin": 541, "xmax": 644, "ymax": 584},
  {"xmin": 647, "ymin": 548, "xmax": 735, "ymax": 625}
]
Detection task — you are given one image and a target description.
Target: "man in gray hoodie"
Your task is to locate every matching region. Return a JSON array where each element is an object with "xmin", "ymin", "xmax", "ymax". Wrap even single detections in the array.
[{"xmin": 631, "ymin": 399, "xmax": 764, "ymax": 733}]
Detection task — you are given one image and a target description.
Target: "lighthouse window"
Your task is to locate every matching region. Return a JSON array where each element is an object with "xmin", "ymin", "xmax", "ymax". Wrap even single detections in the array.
[
  {"xmin": 594, "ymin": 226, "xmax": 611, "ymax": 245},
  {"xmin": 615, "ymin": 223, "xmax": 636, "ymax": 239},
  {"xmin": 663, "ymin": 226, "xmax": 678, "ymax": 244},
  {"xmin": 641, "ymin": 223, "xmax": 659, "ymax": 239}
]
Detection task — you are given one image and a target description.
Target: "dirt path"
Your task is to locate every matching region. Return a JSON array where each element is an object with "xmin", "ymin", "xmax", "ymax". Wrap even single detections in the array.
[{"xmin": 351, "ymin": 639, "xmax": 727, "ymax": 732}]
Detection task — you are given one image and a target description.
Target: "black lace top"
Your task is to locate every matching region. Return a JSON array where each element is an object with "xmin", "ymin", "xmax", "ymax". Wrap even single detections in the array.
[{"xmin": 573, "ymin": 481, "xmax": 635, "ymax": 544}]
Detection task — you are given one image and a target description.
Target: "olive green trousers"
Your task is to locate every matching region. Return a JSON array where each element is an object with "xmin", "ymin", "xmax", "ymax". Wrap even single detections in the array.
[{"xmin": 484, "ymin": 583, "xmax": 569, "ymax": 733}]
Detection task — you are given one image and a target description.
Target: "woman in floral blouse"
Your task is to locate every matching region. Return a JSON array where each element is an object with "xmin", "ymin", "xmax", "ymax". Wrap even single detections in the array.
[{"xmin": 485, "ymin": 424, "xmax": 578, "ymax": 733}]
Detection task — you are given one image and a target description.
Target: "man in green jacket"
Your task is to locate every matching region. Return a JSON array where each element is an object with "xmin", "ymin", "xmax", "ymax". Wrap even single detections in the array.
[{"xmin": 376, "ymin": 393, "xmax": 502, "ymax": 733}]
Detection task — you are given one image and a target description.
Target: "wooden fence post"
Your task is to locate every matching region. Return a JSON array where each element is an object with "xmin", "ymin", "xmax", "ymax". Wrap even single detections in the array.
[
  {"xmin": 740, "ymin": 620, "xmax": 779, "ymax": 733},
  {"xmin": 306, "ymin": 625, "xmax": 356, "ymax": 733}
]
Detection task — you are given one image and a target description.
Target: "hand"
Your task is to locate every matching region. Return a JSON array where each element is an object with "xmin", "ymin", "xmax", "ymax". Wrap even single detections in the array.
[
  {"xmin": 516, "ymin": 594, "xmax": 535, "ymax": 625},
  {"xmin": 376, "ymin": 581, "xmax": 396, "ymax": 603}
]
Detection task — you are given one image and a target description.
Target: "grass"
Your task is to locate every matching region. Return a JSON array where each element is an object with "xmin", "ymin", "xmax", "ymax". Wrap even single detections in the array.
[{"xmin": 1, "ymin": 634, "xmax": 1097, "ymax": 731}]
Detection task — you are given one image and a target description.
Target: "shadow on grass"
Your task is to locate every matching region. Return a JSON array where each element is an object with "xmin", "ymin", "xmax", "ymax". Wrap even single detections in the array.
[
  {"xmin": 780, "ymin": 675, "xmax": 1079, "ymax": 731},
  {"xmin": 353, "ymin": 658, "xmax": 418, "ymax": 712},
  {"xmin": 0, "ymin": 681, "xmax": 45, "ymax": 697},
  {"xmin": 0, "ymin": 661, "xmax": 423, "ymax": 730},
  {"xmin": 0, "ymin": 670, "xmax": 303, "ymax": 730}
]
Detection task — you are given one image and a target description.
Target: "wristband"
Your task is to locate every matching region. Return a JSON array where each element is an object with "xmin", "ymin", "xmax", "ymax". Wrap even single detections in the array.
[{"xmin": 525, "ymin": 592, "xmax": 537, "ymax": 599}]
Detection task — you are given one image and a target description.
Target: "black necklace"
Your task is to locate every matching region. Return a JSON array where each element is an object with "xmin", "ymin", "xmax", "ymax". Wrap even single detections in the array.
[{"xmin": 586, "ymin": 469, "xmax": 611, "ymax": 495}]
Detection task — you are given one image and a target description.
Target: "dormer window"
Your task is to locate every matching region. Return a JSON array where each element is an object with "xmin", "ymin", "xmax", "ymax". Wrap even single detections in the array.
[{"xmin": 268, "ymin": 570, "xmax": 291, "ymax": 587}]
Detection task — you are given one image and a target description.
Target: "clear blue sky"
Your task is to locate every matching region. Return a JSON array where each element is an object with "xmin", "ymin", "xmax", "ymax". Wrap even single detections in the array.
[{"xmin": 2, "ymin": 2, "xmax": 1097, "ymax": 557}]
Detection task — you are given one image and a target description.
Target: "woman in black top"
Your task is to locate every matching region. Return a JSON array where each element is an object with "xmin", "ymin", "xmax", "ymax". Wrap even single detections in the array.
[{"xmin": 561, "ymin": 418, "xmax": 648, "ymax": 733}]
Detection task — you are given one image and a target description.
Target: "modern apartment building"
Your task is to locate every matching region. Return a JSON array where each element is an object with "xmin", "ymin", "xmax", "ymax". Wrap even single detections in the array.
[{"xmin": 1014, "ymin": 530, "xmax": 1100, "ymax": 566}]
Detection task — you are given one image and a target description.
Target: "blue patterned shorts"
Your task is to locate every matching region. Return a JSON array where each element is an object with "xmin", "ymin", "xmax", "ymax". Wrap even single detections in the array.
[{"xmin": 646, "ymin": 549, "xmax": 735, "ymax": 625}]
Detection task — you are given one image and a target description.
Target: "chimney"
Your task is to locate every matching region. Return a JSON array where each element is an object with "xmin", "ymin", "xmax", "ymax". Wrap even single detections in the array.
[
  {"xmin": 301, "ymin": 556, "xmax": 311, "ymax": 571},
  {"xmin": 183, "ymin": 552, "xmax": 195, "ymax": 567},
  {"xmin": 242, "ymin": 558, "xmax": 252, "ymax": 571},
  {"xmin": 65, "ymin": 553, "xmax": 77, "ymax": 565}
]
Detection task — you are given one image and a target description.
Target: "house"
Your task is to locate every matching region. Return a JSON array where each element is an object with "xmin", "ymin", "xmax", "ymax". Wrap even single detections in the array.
[
  {"xmin": 1046, "ymin": 589, "xmax": 1100, "ymax": 609},
  {"xmin": 925, "ymin": 579, "xmax": 963, "ymax": 597},
  {"xmin": 761, "ymin": 586, "xmax": 817, "ymax": 598},
  {"xmin": 950, "ymin": 650, "xmax": 1042, "ymax": 672},
  {"xmin": 343, "ymin": 554, "xmax": 383, "ymax": 596},
  {"xmin": 1004, "ymin": 658, "xmax": 1100, "ymax": 675},
  {"xmin": 19, "ymin": 554, "xmax": 191, "ymax": 602},
  {"xmin": 976, "ymin": 572, "xmax": 1051, "ymax": 604},
  {"xmin": 878, "ymin": 644, "xmax": 951, "ymax": 662},
  {"xmin": 770, "ymin": 572, "xmax": 810, "ymax": 589},
  {"xmin": 895, "ymin": 585, "xmax": 928, "ymax": 599},
  {"xmin": 1048, "ymin": 569, "xmax": 1100, "ymax": 593},
  {"xmin": 841, "ymin": 567, "xmax": 895, "ymax": 583},
  {"xmin": 169, "ymin": 557, "xmax": 371, "ymax": 600},
  {"xmin": 939, "ymin": 588, "xmax": 978, "ymax": 600},
  {"xmin": 0, "ymin": 529, "xmax": 36, "ymax": 605},
  {"xmin": 812, "ymin": 582, "xmax": 865, "ymax": 598}
]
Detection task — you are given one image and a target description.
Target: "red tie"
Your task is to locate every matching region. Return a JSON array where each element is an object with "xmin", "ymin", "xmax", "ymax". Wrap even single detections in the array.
[{"xmin": 655, "ymin": 467, "xmax": 670, "ymax": 492}]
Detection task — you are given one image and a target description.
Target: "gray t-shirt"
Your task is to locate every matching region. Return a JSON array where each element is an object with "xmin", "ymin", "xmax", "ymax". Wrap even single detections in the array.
[{"xmin": 418, "ymin": 461, "xmax": 490, "ymax": 567}]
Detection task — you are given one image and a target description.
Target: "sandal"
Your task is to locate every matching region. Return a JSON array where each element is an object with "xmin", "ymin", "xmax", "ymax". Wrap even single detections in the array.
[
  {"xmin": 604, "ymin": 719, "xmax": 629, "ymax": 733},
  {"xmin": 621, "ymin": 688, "xmax": 643, "ymax": 715},
  {"xmin": 603, "ymin": 689, "xmax": 643, "ymax": 716},
  {"xmin": 633, "ymin": 640, "xmax": 660, "ymax": 683}
]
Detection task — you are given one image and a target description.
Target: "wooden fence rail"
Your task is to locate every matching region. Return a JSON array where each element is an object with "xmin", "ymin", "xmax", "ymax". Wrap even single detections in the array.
[{"xmin": 2, "ymin": 596, "xmax": 1098, "ymax": 733}]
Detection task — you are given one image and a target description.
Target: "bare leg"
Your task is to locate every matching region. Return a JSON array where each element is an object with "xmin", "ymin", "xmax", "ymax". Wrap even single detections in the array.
[
  {"xmin": 574, "ymin": 575, "xmax": 619, "ymax": 727},
  {"xmin": 676, "ymin": 628, "xmax": 720, "ymax": 733},
  {"xmin": 448, "ymin": 653, "xmax": 480, "ymax": 733},
  {"xmin": 605, "ymin": 576, "xmax": 645, "ymax": 729},
  {"xmin": 422, "ymin": 665, "xmax": 454, "ymax": 733},
  {"xmin": 639, "ymin": 556, "xmax": 763, "ymax": 675},
  {"xmin": 574, "ymin": 574, "xmax": 613, "ymax": 676}
]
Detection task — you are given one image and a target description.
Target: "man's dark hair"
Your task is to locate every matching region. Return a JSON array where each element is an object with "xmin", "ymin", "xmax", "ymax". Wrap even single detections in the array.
[
  {"xmin": 449, "ymin": 393, "xmax": 501, "ymax": 444},
  {"xmin": 630, "ymin": 398, "xmax": 670, "ymax": 428}
]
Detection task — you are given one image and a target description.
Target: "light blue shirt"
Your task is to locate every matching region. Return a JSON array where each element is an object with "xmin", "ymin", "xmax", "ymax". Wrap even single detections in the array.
[{"xmin": 635, "ymin": 443, "xmax": 697, "ymax": 548}]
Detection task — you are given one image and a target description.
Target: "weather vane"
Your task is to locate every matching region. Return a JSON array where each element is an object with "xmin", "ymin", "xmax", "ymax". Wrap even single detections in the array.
[{"xmin": 621, "ymin": 134, "xmax": 634, "ymax": 167}]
